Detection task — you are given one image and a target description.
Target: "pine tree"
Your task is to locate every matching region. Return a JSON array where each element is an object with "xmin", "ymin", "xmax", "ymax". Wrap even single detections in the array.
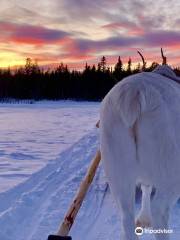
[
  {"xmin": 25, "ymin": 58, "xmax": 33, "ymax": 75},
  {"xmin": 115, "ymin": 56, "xmax": 123, "ymax": 72},
  {"xmin": 127, "ymin": 57, "xmax": 132, "ymax": 73},
  {"xmin": 114, "ymin": 56, "xmax": 123, "ymax": 80},
  {"xmin": 98, "ymin": 56, "xmax": 106, "ymax": 72}
]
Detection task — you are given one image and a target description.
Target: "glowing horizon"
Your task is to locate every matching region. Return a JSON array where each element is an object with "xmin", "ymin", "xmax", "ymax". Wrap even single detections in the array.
[{"xmin": 0, "ymin": 0, "xmax": 180, "ymax": 69}]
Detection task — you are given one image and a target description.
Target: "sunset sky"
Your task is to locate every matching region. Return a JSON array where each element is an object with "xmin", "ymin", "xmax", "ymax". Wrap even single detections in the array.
[{"xmin": 0, "ymin": 0, "xmax": 180, "ymax": 69}]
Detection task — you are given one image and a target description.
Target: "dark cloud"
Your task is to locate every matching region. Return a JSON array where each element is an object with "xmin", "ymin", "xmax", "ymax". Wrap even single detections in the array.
[
  {"xmin": 68, "ymin": 30, "xmax": 180, "ymax": 55},
  {"xmin": 0, "ymin": 21, "xmax": 70, "ymax": 44},
  {"xmin": 59, "ymin": 36, "xmax": 138, "ymax": 60},
  {"xmin": 144, "ymin": 30, "xmax": 180, "ymax": 46},
  {"xmin": 73, "ymin": 36, "xmax": 139, "ymax": 53},
  {"xmin": 15, "ymin": 26, "xmax": 68, "ymax": 42}
]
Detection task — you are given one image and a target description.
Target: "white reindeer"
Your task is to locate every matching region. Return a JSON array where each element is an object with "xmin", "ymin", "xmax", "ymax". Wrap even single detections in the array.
[{"xmin": 100, "ymin": 52, "xmax": 180, "ymax": 240}]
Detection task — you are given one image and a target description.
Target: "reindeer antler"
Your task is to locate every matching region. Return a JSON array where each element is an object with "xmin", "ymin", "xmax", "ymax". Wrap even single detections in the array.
[
  {"xmin": 137, "ymin": 51, "xmax": 146, "ymax": 71},
  {"xmin": 161, "ymin": 48, "xmax": 167, "ymax": 65}
]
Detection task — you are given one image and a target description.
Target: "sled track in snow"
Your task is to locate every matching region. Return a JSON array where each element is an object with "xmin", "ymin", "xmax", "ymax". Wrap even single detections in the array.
[{"xmin": 0, "ymin": 130, "xmax": 111, "ymax": 240}]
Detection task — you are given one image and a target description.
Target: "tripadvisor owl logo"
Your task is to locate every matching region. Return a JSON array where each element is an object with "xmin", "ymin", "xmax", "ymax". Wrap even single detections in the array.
[{"xmin": 135, "ymin": 227, "xmax": 144, "ymax": 235}]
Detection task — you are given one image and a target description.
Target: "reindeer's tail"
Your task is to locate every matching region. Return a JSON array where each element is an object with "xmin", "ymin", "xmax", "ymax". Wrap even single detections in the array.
[{"xmin": 116, "ymin": 83, "xmax": 146, "ymax": 128}]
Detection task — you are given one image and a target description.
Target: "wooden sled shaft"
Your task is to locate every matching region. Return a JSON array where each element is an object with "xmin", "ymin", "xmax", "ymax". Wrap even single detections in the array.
[{"xmin": 57, "ymin": 149, "xmax": 101, "ymax": 236}]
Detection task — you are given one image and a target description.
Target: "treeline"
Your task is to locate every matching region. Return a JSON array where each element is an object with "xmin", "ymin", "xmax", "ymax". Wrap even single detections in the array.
[{"xmin": 0, "ymin": 57, "xmax": 179, "ymax": 101}]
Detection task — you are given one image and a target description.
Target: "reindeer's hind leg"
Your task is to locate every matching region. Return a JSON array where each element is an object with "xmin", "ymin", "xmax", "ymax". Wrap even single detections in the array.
[
  {"xmin": 151, "ymin": 189, "xmax": 174, "ymax": 240},
  {"xmin": 101, "ymin": 128, "xmax": 138, "ymax": 240},
  {"xmin": 108, "ymin": 175, "xmax": 138, "ymax": 240},
  {"xmin": 136, "ymin": 184, "xmax": 152, "ymax": 228}
]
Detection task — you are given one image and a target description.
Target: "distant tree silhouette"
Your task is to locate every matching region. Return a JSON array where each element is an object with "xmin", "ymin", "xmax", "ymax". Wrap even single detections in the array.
[
  {"xmin": 98, "ymin": 56, "xmax": 107, "ymax": 72},
  {"xmin": 114, "ymin": 56, "xmax": 123, "ymax": 81},
  {"xmin": 127, "ymin": 57, "xmax": 132, "ymax": 74},
  {"xmin": 115, "ymin": 56, "xmax": 123, "ymax": 72}
]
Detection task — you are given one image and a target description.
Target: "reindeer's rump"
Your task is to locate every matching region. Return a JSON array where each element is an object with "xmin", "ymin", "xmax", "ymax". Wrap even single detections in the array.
[
  {"xmin": 136, "ymin": 73, "xmax": 180, "ymax": 186},
  {"xmin": 100, "ymin": 71, "xmax": 180, "ymax": 187}
]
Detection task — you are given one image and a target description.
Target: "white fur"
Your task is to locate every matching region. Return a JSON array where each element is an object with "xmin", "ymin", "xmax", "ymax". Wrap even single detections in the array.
[{"xmin": 100, "ymin": 65, "xmax": 180, "ymax": 240}]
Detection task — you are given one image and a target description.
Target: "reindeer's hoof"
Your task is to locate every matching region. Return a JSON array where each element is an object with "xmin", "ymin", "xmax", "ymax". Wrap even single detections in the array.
[{"xmin": 135, "ymin": 216, "xmax": 152, "ymax": 228}]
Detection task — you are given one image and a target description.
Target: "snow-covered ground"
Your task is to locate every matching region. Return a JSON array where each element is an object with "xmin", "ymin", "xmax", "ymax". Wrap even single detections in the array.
[
  {"xmin": 0, "ymin": 101, "xmax": 99, "ymax": 192},
  {"xmin": 0, "ymin": 101, "xmax": 179, "ymax": 240}
]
